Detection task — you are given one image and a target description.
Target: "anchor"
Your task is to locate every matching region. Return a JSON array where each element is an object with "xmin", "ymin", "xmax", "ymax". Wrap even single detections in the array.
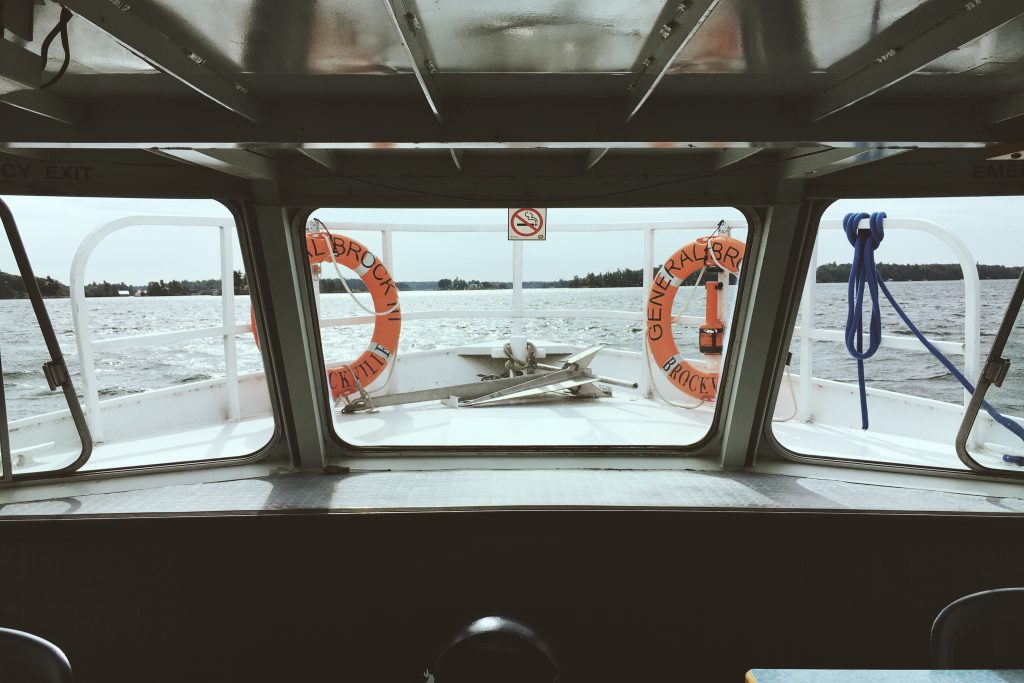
[{"xmin": 340, "ymin": 345, "xmax": 637, "ymax": 414}]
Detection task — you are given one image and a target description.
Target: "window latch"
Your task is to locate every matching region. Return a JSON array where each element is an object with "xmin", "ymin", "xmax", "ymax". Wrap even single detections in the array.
[
  {"xmin": 42, "ymin": 360, "xmax": 69, "ymax": 391},
  {"xmin": 982, "ymin": 357, "xmax": 1011, "ymax": 388}
]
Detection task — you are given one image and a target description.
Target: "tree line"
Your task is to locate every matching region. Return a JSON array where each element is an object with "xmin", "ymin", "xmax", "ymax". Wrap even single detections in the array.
[
  {"xmin": 542, "ymin": 268, "xmax": 730, "ymax": 288},
  {"xmin": 318, "ymin": 278, "xmax": 442, "ymax": 293},
  {"xmin": 437, "ymin": 278, "xmax": 511, "ymax": 291},
  {"xmin": 0, "ymin": 270, "xmax": 251, "ymax": 299},
  {"xmin": 0, "ymin": 271, "xmax": 68, "ymax": 299},
  {"xmin": 4, "ymin": 264, "xmax": 1023, "ymax": 300},
  {"xmin": 815, "ymin": 262, "xmax": 1022, "ymax": 283}
]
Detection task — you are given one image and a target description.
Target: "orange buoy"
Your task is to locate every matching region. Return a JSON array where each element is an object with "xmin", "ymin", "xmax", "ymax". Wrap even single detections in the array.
[
  {"xmin": 251, "ymin": 231, "xmax": 401, "ymax": 399},
  {"xmin": 645, "ymin": 235, "xmax": 744, "ymax": 400}
]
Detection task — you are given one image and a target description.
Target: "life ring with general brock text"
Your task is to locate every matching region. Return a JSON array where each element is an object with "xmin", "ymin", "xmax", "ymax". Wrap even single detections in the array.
[
  {"xmin": 645, "ymin": 235, "xmax": 744, "ymax": 400},
  {"xmin": 250, "ymin": 231, "xmax": 401, "ymax": 399}
]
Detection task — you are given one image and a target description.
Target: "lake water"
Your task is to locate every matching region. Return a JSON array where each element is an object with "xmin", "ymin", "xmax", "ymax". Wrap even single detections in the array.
[{"xmin": 2, "ymin": 281, "xmax": 1023, "ymax": 421}]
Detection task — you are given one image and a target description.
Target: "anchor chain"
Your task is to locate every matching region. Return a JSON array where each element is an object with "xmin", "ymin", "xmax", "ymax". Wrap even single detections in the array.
[{"xmin": 503, "ymin": 341, "xmax": 538, "ymax": 376}]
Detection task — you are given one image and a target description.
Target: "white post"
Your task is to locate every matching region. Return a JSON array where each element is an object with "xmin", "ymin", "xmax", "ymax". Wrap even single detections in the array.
[
  {"xmin": 709, "ymin": 226, "xmax": 732, "ymax": 376},
  {"xmin": 381, "ymin": 229, "xmax": 394, "ymax": 272},
  {"xmin": 380, "ymin": 228, "xmax": 398, "ymax": 390},
  {"xmin": 221, "ymin": 225, "xmax": 240, "ymax": 422},
  {"xmin": 512, "ymin": 240, "xmax": 524, "ymax": 337},
  {"xmin": 70, "ymin": 274, "xmax": 102, "ymax": 442},
  {"xmin": 312, "ymin": 272, "xmax": 322, "ymax": 318},
  {"xmin": 71, "ymin": 216, "xmax": 237, "ymax": 441},
  {"xmin": 640, "ymin": 228, "xmax": 654, "ymax": 398},
  {"xmin": 797, "ymin": 242, "xmax": 818, "ymax": 422},
  {"xmin": 963, "ymin": 255, "xmax": 982, "ymax": 447},
  {"xmin": 306, "ymin": 222, "xmax": 323, "ymax": 319},
  {"xmin": 963, "ymin": 265, "xmax": 981, "ymax": 404}
]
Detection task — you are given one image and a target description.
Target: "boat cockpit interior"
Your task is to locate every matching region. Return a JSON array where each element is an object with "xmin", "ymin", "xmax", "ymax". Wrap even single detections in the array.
[{"xmin": 3, "ymin": 1, "xmax": 1024, "ymax": 680}]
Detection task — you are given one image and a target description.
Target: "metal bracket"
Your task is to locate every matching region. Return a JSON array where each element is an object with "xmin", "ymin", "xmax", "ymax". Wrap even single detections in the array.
[
  {"xmin": 0, "ymin": 0, "xmax": 34, "ymax": 41},
  {"xmin": 982, "ymin": 357, "xmax": 1011, "ymax": 388},
  {"xmin": 42, "ymin": 360, "xmax": 69, "ymax": 391}
]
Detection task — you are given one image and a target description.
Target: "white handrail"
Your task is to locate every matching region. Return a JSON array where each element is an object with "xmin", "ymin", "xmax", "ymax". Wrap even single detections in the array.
[
  {"xmin": 315, "ymin": 219, "xmax": 735, "ymax": 392},
  {"xmin": 91, "ymin": 324, "xmax": 252, "ymax": 351},
  {"xmin": 64, "ymin": 214, "xmax": 982, "ymax": 442},
  {"xmin": 70, "ymin": 216, "xmax": 237, "ymax": 441},
  {"xmin": 797, "ymin": 217, "xmax": 982, "ymax": 421},
  {"xmin": 318, "ymin": 309, "xmax": 695, "ymax": 326},
  {"xmin": 318, "ymin": 219, "xmax": 739, "ymax": 234},
  {"xmin": 794, "ymin": 327, "xmax": 964, "ymax": 354}
]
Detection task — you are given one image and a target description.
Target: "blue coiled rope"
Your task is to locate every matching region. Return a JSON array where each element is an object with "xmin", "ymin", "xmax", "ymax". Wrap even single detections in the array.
[{"xmin": 844, "ymin": 211, "xmax": 1024, "ymax": 459}]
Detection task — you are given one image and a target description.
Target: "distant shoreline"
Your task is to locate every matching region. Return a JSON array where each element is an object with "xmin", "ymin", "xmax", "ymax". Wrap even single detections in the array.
[{"xmin": 1, "ymin": 263, "xmax": 1020, "ymax": 299}]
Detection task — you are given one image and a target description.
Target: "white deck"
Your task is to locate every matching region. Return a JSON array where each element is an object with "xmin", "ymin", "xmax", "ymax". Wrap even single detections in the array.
[
  {"xmin": 79, "ymin": 418, "xmax": 276, "ymax": 472},
  {"xmin": 773, "ymin": 421, "xmax": 965, "ymax": 470},
  {"xmin": 10, "ymin": 418, "xmax": 275, "ymax": 475},
  {"xmin": 337, "ymin": 394, "xmax": 714, "ymax": 447}
]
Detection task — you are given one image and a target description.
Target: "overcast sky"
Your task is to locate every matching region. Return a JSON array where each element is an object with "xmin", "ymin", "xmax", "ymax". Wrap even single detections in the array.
[{"xmin": 0, "ymin": 195, "xmax": 1021, "ymax": 284}]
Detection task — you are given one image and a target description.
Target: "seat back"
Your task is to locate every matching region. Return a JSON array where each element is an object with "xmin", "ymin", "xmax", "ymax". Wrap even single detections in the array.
[
  {"xmin": 931, "ymin": 588, "xmax": 1024, "ymax": 668},
  {"xmin": 0, "ymin": 628, "xmax": 73, "ymax": 683},
  {"xmin": 432, "ymin": 617, "xmax": 559, "ymax": 683}
]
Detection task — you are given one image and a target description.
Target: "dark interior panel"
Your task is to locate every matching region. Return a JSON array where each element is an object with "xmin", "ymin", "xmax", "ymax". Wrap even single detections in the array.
[{"xmin": 0, "ymin": 510, "xmax": 1021, "ymax": 682}]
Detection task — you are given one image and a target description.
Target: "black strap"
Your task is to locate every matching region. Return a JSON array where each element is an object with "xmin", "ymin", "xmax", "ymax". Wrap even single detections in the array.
[{"xmin": 40, "ymin": 7, "xmax": 74, "ymax": 89}]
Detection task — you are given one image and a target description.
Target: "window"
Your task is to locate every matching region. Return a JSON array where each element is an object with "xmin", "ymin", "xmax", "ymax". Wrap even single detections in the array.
[
  {"xmin": 0, "ymin": 196, "xmax": 274, "ymax": 479},
  {"xmin": 309, "ymin": 206, "xmax": 747, "ymax": 450},
  {"xmin": 771, "ymin": 197, "xmax": 1024, "ymax": 473}
]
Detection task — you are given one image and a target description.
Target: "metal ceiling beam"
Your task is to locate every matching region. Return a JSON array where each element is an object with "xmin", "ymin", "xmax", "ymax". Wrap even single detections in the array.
[
  {"xmin": 813, "ymin": 0, "xmax": 1024, "ymax": 122},
  {"xmin": 151, "ymin": 149, "xmax": 276, "ymax": 180},
  {"xmin": 0, "ymin": 145, "xmax": 49, "ymax": 160},
  {"xmin": 0, "ymin": 97, "xmax": 1005, "ymax": 147},
  {"xmin": 58, "ymin": 0, "xmax": 263, "ymax": 124},
  {"xmin": 583, "ymin": 148, "xmax": 610, "ymax": 172},
  {"xmin": 0, "ymin": 38, "xmax": 36, "ymax": 95},
  {"xmin": 449, "ymin": 149, "xmax": 463, "ymax": 172},
  {"xmin": 711, "ymin": 148, "xmax": 760, "ymax": 170},
  {"xmin": 380, "ymin": 0, "xmax": 443, "ymax": 122},
  {"xmin": 1, "ymin": 89, "xmax": 79, "ymax": 125},
  {"xmin": 0, "ymin": 0, "xmax": 34, "ymax": 40},
  {"xmin": 297, "ymin": 148, "xmax": 341, "ymax": 172},
  {"xmin": 984, "ymin": 143, "xmax": 1024, "ymax": 160},
  {"xmin": 625, "ymin": 0, "xmax": 720, "ymax": 122},
  {"xmin": 991, "ymin": 89, "xmax": 1024, "ymax": 124},
  {"xmin": 778, "ymin": 147, "xmax": 910, "ymax": 179},
  {"xmin": 0, "ymin": 40, "xmax": 78, "ymax": 124}
]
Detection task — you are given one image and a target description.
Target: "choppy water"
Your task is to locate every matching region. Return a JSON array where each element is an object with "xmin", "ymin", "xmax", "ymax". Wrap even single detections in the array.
[{"xmin": 1, "ymin": 281, "xmax": 1022, "ymax": 422}]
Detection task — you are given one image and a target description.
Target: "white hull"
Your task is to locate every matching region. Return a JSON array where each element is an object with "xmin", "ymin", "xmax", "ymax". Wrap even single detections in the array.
[{"xmin": 8, "ymin": 340, "xmax": 1022, "ymax": 475}]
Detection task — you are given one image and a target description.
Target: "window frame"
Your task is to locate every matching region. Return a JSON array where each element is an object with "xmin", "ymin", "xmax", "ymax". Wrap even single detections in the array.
[
  {"xmin": 307, "ymin": 205, "xmax": 761, "ymax": 461},
  {"xmin": 765, "ymin": 198, "xmax": 1024, "ymax": 484},
  {"xmin": 955, "ymin": 268, "xmax": 1024, "ymax": 479},
  {"xmin": 0, "ymin": 196, "xmax": 285, "ymax": 487}
]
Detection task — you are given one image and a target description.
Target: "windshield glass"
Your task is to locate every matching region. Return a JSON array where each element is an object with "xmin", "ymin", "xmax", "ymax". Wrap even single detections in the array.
[
  {"xmin": 308, "ymin": 206, "xmax": 748, "ymax": 450},
  {"xmin": 772, "ymin": 196, "xmax": 1024, "ymax": 473},
  {"xmin": 0, "ymin": 196, "xmax": 275, "ymax": 478}
]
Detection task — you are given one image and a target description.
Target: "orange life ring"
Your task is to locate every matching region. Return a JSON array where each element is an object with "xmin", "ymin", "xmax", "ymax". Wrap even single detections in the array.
[
  {"xmin": 645, "ymin": 235, "xmax": 745, "ymax": 400},
  {"xmin": 251, "ymin": 231, "xmax": 401, "ymax": 399}
]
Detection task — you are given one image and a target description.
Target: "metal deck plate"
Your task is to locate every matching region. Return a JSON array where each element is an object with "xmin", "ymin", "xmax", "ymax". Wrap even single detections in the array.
[{"xmin": 3, "ymin": 469, "xmax": 1024, "ymax": 517}]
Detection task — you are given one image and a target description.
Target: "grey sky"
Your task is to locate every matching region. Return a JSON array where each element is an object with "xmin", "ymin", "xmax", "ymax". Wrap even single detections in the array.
[{"xmin": 0, "ymin": 195, "xmax": 1021, "ymax": 284}]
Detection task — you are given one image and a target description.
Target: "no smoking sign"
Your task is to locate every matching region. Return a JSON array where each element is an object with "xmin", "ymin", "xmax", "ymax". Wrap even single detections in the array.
[{"xmin": 508, "ymin": 208, "xmax": 547, "ymax": 241}]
